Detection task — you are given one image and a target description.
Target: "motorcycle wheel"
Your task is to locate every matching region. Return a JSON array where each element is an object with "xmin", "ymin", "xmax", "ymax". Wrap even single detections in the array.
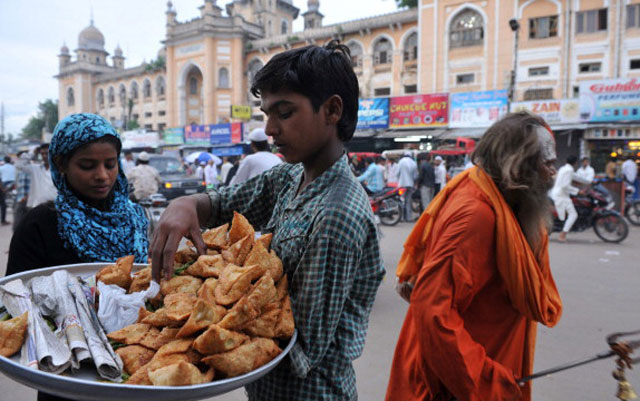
[
  {"xmin": 625, "ymin": 201, "xmax": 640, "ymax": 226},
  {"xmin": 593, "ymin": 214, "xmax": 629, "ymax": 243},
  {"xmin": 379, "ymin": 198, "xmax": 402, "ymax": 226}
]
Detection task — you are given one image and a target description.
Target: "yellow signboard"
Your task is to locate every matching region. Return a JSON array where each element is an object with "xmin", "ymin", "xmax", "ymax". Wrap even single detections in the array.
[{"xmin": 231, "ymin": 105, "xmax": 252, "ymax": 120}]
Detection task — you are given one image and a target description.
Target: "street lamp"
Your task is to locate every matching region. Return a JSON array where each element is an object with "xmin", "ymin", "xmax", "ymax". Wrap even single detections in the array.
[{"xmin": 508, "ymin": 18, "xmax": 520, "ymax": 112}]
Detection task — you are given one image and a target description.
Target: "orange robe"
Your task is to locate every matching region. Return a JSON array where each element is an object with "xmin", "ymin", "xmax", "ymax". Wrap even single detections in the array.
[{"xmin": 386, "ymin": 170, "xmax": 561, "ymax": 401}]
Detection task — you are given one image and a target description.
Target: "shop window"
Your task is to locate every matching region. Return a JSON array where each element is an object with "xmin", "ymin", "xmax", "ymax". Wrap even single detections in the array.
[
  {"xmin": 529, "ymin": 66, "xmax": 549, "ymax": 76},
  {"xmin": 404, "ymin": 85, "xmax": 417, "ymax": 94},
  {"xmin": 403, "ymin": 32, "xmax": 418, "ymax": 62},
  {"xmin": 373, "ymin": 38, "xmax": 392, "ymax": 66},
  {"xmin": 144, "ymin": 124, "xmax": 153, "ymax": 131},
  {"xmin": 347, "ymin": 41, "xmax": 363, "ymax": 68},
  {"xmin": 144, "ymin": 112, "xmax": 153, "ymax": 118},
  {"xmin": 374, "ymin": 87, "xmax": 390, "ymax": 96},
  {"xmin": 630, "ymin": 59, "xmax": 640, "ymax": 70},
  {"xmin": 579, "ymin": 62, "xmax": 601, "ymax": 73},
  {"xmin": 576, "ymin": 8, "xmax": 607, "ymax": 34},
  {"xmin": 523, "ymin": 88, "xmax": 553, "ymax": 101},
  {"xmin": 456, "ymin": 73, "xmax": 474, "ymax": 85},
  {"xmin": 627, "ymin": 4, "xmax": 640, "ymax": 28},
  {"xmin": 529, "ymin": 15, "xmax": 558, "ymax": 39},
  {"xmin": 159, "ymin": 110, "xmax": 166, "ymax": 116}
]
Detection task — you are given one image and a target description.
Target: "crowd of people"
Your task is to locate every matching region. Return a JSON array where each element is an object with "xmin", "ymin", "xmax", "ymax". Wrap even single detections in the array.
[{"xmin": 1, "ymin": 39, "xmax": 639, "ymax": 401}]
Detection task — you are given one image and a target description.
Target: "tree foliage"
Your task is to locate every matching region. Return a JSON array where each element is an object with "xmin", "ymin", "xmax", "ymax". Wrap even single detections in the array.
[
  {"xmin": 395, "ymin": 0, "xmax": 418, "ymax": 8},
  {"xmin": 144, "ymin": 56, "xmax": 166, "ymax": 72},
  {"xmin": 21, "ymin": 99, "xmax": 58, "ymax": 140}
]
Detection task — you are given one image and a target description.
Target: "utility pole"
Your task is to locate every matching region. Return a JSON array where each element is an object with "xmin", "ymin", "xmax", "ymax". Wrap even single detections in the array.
[{"xmin": 508, "ymin": 18, "xmax": 521, "ymax": 113}]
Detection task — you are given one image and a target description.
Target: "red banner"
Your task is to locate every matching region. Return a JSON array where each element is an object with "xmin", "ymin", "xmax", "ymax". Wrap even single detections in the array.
[
  {"xmin": 389, "ymin": 94, "xmax": 449, "ymax": 128},
  {"xmin": 231, "ymin": 122, "xmax": 243, "ymax": 144}
]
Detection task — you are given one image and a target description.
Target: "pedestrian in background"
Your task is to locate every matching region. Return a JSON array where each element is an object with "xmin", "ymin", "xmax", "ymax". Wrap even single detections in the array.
[
  {"xmin": 195, "ymin": 161, "xmax": 206, "ymax": 181},
  {"xmin": 229, "ymin": 128, "xmax": 282, "ymax": 186},
  {"xmin": 576, "ymin": 156, "xmax": 595, "ymax": 183},
  {"xmin": 220, "ymin": 156, "xmax": 233, "ymax": 184},
  {"xmin": 397, "ymin": 151, "xmax": 418, "ymax": 222},
  {"xmin": 433, "ymin": 155, "xmax": 447, "ymax": 193},
  {"xmin": 12, "ymin": 151, "xmax": 31, "ymax": 231},
  {"xmin": 621, "ymin": 156, "xmax": 638, "ymax": 200},
  {"xmin": 416, "ymin": 153, "xmax": 435, "ymax": 211},
  {"xmin": 386, "ymin": 157, "xmax": 399, "ymax": 187},
  {"xmin": 203, "ymin": 158, "xmax": 219, "ymax": 189},
  {"xmin": 121, "ymin": 150, "xmax": 135, "ymax": 176},
  {"xmin": 0, "ymin": 155, "xmax": 16, "ymax": 225},
  {"xmin": 127, "ymin": 151, "xmax": 161, "ymax": 201},
  {"xmin": 606, "ymin": 157, "xmax": 617, "ymax": 180},
  {"xmin": 357, "ymin": 156, "xmax": 385, "ymax": 194},
  {"xmin": 387, "ymin": 112, "xmax": 562, "ymax": 401},
  {"xmin": 551, "ymin": 155, "xmax": 580, "ymax": 243},
  {"xmin": 16, "ymin": 143, "xmax": 57, "ymax": 211}
]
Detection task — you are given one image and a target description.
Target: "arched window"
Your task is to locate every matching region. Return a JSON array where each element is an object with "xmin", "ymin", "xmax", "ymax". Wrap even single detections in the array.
[
  {"xmin": 346, "ymin": 41, "xmax": 364, "ymax": 68},
  {"xmin": 403, "ymin": 32, "xmax": 418, "ymax": 61},
  {"xmin": 189, "ymin": 77, "xmax": 198, "ymax": 95},
  {"xmin": 218, "ymin": 67, "xmax": 230, "ymax": 88},
  {"xmin": 373, "ymin": 38, "xmax": 392, "ymax": 66},
  {"xmin": 156, "ymin": 76, "xmax": 166, "ymax": 97},
  {"xmin": 450, "ymin": 9, "xmax": 484, "ymax": 48},
  {"xmin": 130, "ymin": 81, "xmax": 139, "ymax": 100},
  {"xmin": 118, "ymin": 84, "xmax": 127, "ymax": 105},
  {"xmin": 67, "ymin": 87, "xmax": 75, "ymax": 107},
  {"xmin": 247, "ymin": 59, "xmax": 264, "ymax": 84},
  {"xmin": 143, "ymin": 79, "xmax": 151, "ymax": 98},
  {"xmin": 281, "ymin": 20, "xmax": 288, "ymax": 34},
  {"xmin": 108, "ymin": 86, "xmax": 115, "ymax": 104},
  {"xmin": 97, "ymin": 89, "xmax": 104, "ymax": 108},
  {"xmin": 267, "ymin": 20, "xmax": 272, "ymax": 36}
]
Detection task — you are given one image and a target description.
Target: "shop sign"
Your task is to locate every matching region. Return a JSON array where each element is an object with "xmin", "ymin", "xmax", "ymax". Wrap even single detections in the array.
[
  {"xmin": 231, "ymin": 105, "xmax": 252, "ymax": 120},
  {"xmin": 209, "ymin": 122, "xmax": 244, "ymax": 145},
  {"xmin": 184, "ymin": 124, "xmax": 211, "ymax": 146},
  {"xmin": 584, "ymin": 127, "xmax": 640, "ymax": 140},
  {"xmin": 357, "ymin": 98, "xmax": 389, "ymax": 129},
  {"xmin": 449, "ymin": 90, "xmax": 508, "ymax": 128},
  {"xmin": 511, "ymin": 99, "xmax": 580, "ymax": 125},
  {"xmin": 121, "ymin": 130, "xmax": 161, "ymax": 148},
  {"xmin": 162, "ymin": 127, "xmax": 184, "ymax": 145},
  {"xmin": 579, "ymin": 78, "xmax": 640, "ymax": 122},
  {"xmin": 389, "ymin": 94, "xmax": 449, "ymax": 128}
]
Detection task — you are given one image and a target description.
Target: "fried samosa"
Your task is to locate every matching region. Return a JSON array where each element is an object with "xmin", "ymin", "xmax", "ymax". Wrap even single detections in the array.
[
  {"xmin": 174, "ymin": 247, "xmax": 198, "ymax": 265},
  {"xmin": 275, "ymin": 295, "xmax": 295, "ymax": 339},
  {"xmin": 137, "ymin": 306, "xmax": 153, "ymax": 323},
  {"xmin": 221, "ymin": 234, "xmax": 254, "ymax": 266},
  {"xmin": 107, "ymin": 323, "xmax": 151, "ymax": 345},
  {"xmin": 160, "ymin": 276, "xmax": 203, "ymax": 296},
  {"xmin": 215, "ymin": 263, "xmax": 266, "ymax": 306},
  {"xmin": 256, "ymin": 233, "xmax": 273, "ymax": 249},
  {"xmin": 116, "ymin": 345, "xmax": 155, "ymax": 375},
  {"xmin": 96, "ymin": 255, "xmax": 134, "ymax": 290},
  {"xmin": 192, "ymin": 324, "xmax": 249, "ymax": 355},
  {"xmin": 126, "ymin": 353, "xmax": 190, "ymax": 385},
  {"xmin": 148, "ymin": 361, "xmax": 214, "ymax": 386},
  {"xmin": 176, "ymin": 299, "xmax": 227, "ymax": 338},
  {"xmin": 141, "ymin": 308, "xmax": 178, "ymax": 327},
  {"xmin": 186, "ymin": 254, "xmax": 225, "ymax": 278},
  {"xmin": 218, "ymin": 275, "xmax": 277, "ymax": 330},
  {"xmin": 129, "ymin": 267, "xmax": 152, "ymax": 293},
  {"xmin": 228, "ymin": 212, "xmax": 255, "ymax": 245},
  {"xmin": 201, "ymin": 338, "xmax": 281, "ymax": 378},
  {"xmin": 202, "ymin": 223, "xmax": 229, "ymax": 250},
  {"xmin": 163, "ymin": 293, "xmax": 198, "ymax": 322},
  {"xmin": 197, "ymin": 278, "xmax": 218, "ymax": 305},
  {"xmin": 0, "ymin": 311, "xmax": 28, "ymax": 357},
  {"xmin": 139, "ymin": 327, "xmax": 180, "ymax": 350},
  {"xmin": 244, "ymin": 241, "xmax": 283, "ymax": 281}
]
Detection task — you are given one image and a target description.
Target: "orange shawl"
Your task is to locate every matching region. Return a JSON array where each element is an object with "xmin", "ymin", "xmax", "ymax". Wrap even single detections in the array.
[{"xmin": 396, "ymin": 166, "xmax": 562, "ymax": 388}]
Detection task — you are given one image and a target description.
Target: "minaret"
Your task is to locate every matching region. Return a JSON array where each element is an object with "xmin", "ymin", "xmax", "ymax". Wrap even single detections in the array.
[
  {"xmin": 58, "ymin": 43, "xmax": 71, "ymax": 68},
  {"xmin": 302, "ymin": 0, "xmax": 323, "ymax": 30},
  {"xmin": 166, "ymin": 1, "xmax": 177, "ymax": 26},
  {"xmin": 112, "ymin": 45, "xmax": 125, "ymax": 69}
]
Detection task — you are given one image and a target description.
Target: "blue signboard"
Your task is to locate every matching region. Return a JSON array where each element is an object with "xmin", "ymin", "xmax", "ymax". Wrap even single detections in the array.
[
  {"xmin": 184, "ymin": 124, "xmax": 210, "ymax": 146},
  {"xmin": 209, "ymin": 122, "xmax": 243, "ymax": 145},
  {"xmin": 210, "ymin": 144, "xmax": 247, "ymax": 157},
  {"xmin": 579, "ymin": 78, "xmax": 640, "ymax": 122},
  {"xmin": 357, "ymin": 98, "xmax": 389, "ymax": 130},
  {"xmin": 449, "ymin": 90, "xmax": 508, "ymax": 128}
]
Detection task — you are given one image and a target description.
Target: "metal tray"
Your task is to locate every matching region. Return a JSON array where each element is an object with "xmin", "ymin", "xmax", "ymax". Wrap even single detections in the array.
[{"xmin": 0, "ymin": 263, "xmax": 297, "ymax": 401}]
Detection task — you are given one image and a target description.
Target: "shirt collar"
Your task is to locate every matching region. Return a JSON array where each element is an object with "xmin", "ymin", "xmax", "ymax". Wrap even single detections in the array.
[{"xmin": 285, "ymin": 153, "xmax": 350, "ymax": 210}]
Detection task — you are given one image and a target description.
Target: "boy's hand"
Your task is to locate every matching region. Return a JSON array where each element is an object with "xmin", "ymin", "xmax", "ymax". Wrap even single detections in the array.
[{"xmin": 150, "ymin": 195, "xmax": 207, "ymax": 282}]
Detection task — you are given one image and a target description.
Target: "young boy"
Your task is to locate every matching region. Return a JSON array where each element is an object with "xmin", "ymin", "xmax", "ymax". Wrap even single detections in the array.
[{"xmin": 150, "ymin": 41, "xmax": 385, "ymax": 400}]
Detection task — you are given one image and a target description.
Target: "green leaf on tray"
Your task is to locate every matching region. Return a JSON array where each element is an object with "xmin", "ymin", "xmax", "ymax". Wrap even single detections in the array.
[
  {"xmin": 109, "ymin": 340, "xmax": 126, "ymax": 351},
  {"xmin": 173, "ymin": 260, "xmax": 195, "ymax": 276}
]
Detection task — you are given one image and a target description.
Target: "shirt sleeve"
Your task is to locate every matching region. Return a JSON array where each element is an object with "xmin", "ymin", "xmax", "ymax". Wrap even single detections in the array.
[
  {"xmin": 206, "ymin": 165, "xmax": 282, "ymax": 230},
  {"xmin": 410, "ymin": 200, "xmax": 521, "ymax": 401},
  {"xmin": 357, "ymin": 164, "xmax": 373, "ymax": 183},
  {"xmin": 286, "ymin": 222, "xmax": 364, "ymax": 378},
  {"xmin": 229, "ymin": 159, "xmax": 251, "ymax": 186},
  {"xmin": 558, "ymin": 168, "xmax": 579, "ymax": 196}
]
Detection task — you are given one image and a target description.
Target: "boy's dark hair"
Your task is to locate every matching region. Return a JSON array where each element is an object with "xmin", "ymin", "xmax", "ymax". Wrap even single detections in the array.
[
  {"xmin": 250, "ymin": 40, "xmax": 359, "ymax": 142},
  {"xmin": 567, "ymin": 155, "xmax": 578, "ymax": 165},
  {"xmin": 253, "ymin": 140, "xmax": 270, "ymax": 152}
]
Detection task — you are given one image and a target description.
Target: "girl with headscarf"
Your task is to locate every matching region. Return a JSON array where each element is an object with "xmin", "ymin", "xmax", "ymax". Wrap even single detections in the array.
[{"xmin": 7, "ymin": 113, "xmax": 149, "ymax": 276}]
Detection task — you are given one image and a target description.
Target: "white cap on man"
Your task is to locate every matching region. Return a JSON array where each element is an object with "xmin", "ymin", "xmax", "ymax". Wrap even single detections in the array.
[
  {"xmin": 249, "ymin": 128, "xmax": 268, "ymax": 142},
  {"xmin": 138, "ymin": 151, "xmax": 150, "ymax": 162},
  {"xmin": 403, "ymin": 151, "xmax": 412, "ymax": 157},
  {"xmin": 434, "ymin": 156, "xmax": 443, "ymax": 162}
]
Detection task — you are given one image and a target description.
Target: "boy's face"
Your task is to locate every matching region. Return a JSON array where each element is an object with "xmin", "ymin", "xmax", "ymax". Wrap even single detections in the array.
[{"xmin": 260, "ymin": 90, "xmax": 334, "ymax": 165}]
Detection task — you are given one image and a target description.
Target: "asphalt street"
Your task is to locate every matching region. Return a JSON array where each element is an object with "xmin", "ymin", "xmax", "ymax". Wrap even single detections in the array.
[{"xmin": 1, "ymin": 214, "xmax": 639, "ymax": 400}]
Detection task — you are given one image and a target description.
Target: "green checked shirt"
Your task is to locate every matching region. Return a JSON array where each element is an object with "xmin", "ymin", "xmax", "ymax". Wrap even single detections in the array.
[{"xmin": 205, "ymin": 153, "xmax": 385, "ymax": 400}]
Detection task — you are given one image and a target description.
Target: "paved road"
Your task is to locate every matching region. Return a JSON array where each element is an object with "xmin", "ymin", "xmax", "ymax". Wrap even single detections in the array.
[{"xmin": 1, "ymin": 213, "xmax": 639, "ymax": 400}]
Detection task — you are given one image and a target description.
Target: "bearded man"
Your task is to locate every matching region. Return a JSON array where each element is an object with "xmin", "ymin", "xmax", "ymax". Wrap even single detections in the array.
[{"xmin": 387, "ymin": 112, "xmax": 563, "ymax": 401}]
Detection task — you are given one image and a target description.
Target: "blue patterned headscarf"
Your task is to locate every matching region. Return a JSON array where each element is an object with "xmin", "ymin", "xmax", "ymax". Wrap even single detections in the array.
[{"xmin": 50, "ymin": 113, "xmax": 149, "ymax": 263}]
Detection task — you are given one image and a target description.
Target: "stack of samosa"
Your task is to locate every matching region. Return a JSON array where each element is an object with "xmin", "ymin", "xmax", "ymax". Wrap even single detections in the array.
[{"xmin": 99, "ymin": 212, "xmax": 294, "ymax": 386}]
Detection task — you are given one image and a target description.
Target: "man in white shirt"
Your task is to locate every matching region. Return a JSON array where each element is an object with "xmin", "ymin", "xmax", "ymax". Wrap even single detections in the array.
[
  {"xmin": 397, "ymin": 151, "xmax": 418, "ymax": 222},
  {"xmin": 15, "ymin": 144, "xmax": 58, "ymax": 210},
  {"xmin": 203, "ymin": 159, "xmax": 219, "ymax": 189},
  {"xmin": 229, "ymin": 128, "xmax": 282, "ymax": 185},
  {"xmin": 195, "ymin": 161, "xmax": 206, "ymax": 181},
  {"xmin": 551, "ymin": 155, "xmax": 580, "ymax": 242},
  {"xmin": 0, "ymin": 156, "xmax": 16, "ymax": 225},
  {"xmin": 433, "ymin": 156, "xmax": 447, "ymax": 193},
  {"xmin": 121, "ymin": 151, "xmax": 136, "ymax": 176},
  {"xmin": 220, "ymin": 157, "xmax": 233, "ymax": 185},
  {"xmin": 575, "ymin": 157, "xmax": 595, "ymax": 183},
  {"xmin": 622, "ymin": 157, "xmax": 637, "ymax": 185},
  {"xmin": 127, "ymin": 151, "xmax": 162, "ymax": 201}
]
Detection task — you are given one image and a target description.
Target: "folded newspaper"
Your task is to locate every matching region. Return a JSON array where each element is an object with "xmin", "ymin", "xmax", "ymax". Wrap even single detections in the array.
[{"xmin": 0, "ymin": 271, "xmax": 123, "ymax": 381}]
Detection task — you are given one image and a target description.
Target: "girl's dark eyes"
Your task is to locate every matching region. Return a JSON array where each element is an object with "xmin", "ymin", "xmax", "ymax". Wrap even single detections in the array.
[
  {"xmin": 78, "ymin": 161, "xmax": 117, "ymax": 170},
  {"xmin": 279, "ymin": 111, "xmax": 292, "ymax": 119}
]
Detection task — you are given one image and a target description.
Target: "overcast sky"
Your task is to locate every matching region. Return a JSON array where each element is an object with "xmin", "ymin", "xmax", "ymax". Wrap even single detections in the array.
[{"xmin": 0, "ymin": 0, "xmax": 401, "ymax": 135}]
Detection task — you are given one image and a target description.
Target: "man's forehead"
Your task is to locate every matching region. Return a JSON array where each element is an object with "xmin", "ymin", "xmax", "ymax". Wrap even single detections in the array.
[{"xmin": 535, "ymin": 125, "xmax": 556, "ymax": 162}]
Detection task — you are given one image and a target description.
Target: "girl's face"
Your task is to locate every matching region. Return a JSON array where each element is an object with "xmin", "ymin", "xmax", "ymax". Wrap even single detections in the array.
[{"xmin": 58, "ymin": 142, "xmax": 119, "ymax": 203}]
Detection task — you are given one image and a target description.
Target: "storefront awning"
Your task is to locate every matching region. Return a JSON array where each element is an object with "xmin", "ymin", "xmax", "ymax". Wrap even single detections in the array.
[
  {"xmin": 550, "ymin": 124, "xmax": 589, "ymax": 132},
  {"xmin": 438, "ymin": 128, "xmax": 487, "ymax": 139},
  {"xmin": 375, "ymin": 129, "xmax": 446, "ymax": 139}
]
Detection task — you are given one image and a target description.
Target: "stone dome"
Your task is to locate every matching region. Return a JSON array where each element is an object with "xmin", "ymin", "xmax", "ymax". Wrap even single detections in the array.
[
  {"xmin": 60, "ymin": 43, "xmax": 69, "ymax": 55},
  {"xmin": 78, "ymin": 21, "xmax": 105, "ymax": 51},
  {"xmin": 114, "ymin": 44, "xmax": 123, "ymax": 57}
]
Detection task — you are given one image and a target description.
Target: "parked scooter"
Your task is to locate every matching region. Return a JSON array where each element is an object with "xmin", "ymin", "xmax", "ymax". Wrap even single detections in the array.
[
  {"xmin": 551, "ymin": 184, "xmax": 628, "ymax": 243},
  {"xmin": 369, "ymin": 186, "xmax": 404, "ymax": 226},
  {"xmin": 139, "ymin": 193, "xmax": 168, "ymax": 239}
]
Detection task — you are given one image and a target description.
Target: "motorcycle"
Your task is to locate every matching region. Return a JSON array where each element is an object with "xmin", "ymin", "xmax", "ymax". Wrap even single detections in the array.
[
  {"xmin": 551, "ymin": 184, "xmax": 629, "ymax": 243},
  {"xmin": 369, "ymin": 186, "xmax": 404, "ymax": 226},
  {"xmin": 623, "ymin": 185, "xmax": 640, "ymax": 226},
  {"xmin": 139, "ymin": 193, "xmax": 168, "ymax": 239}
]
